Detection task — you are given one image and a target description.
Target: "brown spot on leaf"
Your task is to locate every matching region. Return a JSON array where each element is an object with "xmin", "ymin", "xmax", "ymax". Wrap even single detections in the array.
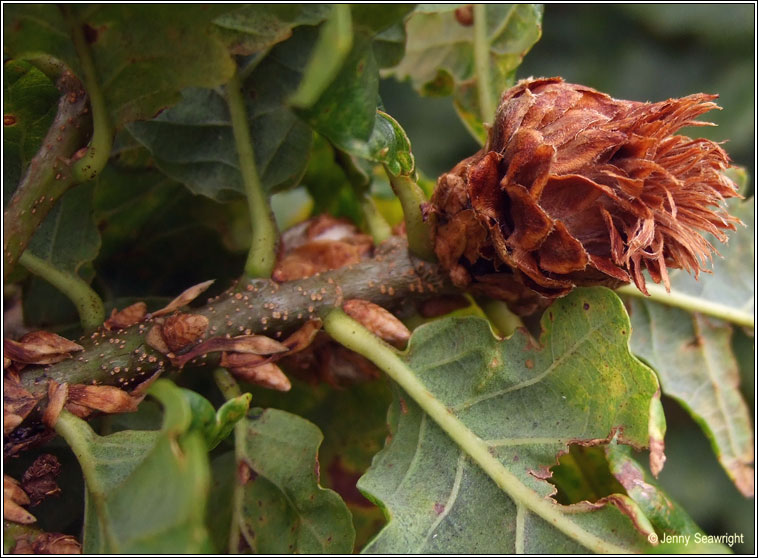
[
  {"xmin": 4, "ymin": 114, "xmax": 17, "ymax": 126},
  {"xmin": 454, "ymin": 4, "xmax": 474, "ymax": 25}
]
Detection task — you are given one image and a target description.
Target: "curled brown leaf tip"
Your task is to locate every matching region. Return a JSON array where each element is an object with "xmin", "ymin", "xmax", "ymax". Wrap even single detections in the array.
[
  {"xmin": 343, "ymin": 299, "xmax": 411, "ymax": 347},
  {"xmin": 431, "ymin": 77, "xmax": 741, "ymax": 310},
  {"xmin": 104, "ymin": 302, "xmax": 147, "ymax": 330}
]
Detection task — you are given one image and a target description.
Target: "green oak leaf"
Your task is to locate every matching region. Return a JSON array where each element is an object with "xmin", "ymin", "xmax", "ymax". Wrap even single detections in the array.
[
  {"xmin": 210, "ymin": 408, "xmax": 355, "ymax": 553},
  {"xmin": 239, "ymin": 378, "xmax": 393, "ymax": 551},
  {"xmin": 625, "ymin": 198, "xmax": 754, "ymax": 497},
  {"xmin": 213, "ymin": 4, "xmax": 332, "ymax": 55},
  {"xmin": 4, "ymin": 4, "xmax": 237, "ymax": 129},
  {"xmin": 389, "ymin": 4, "xmax": 543, "ymax": 143},
  {"xmin": 627, "ymin": 300, "xmax": 754, "ymax": 497},
  {"xmin": 127, "ymin": 76, "xmax": 312, "ymax": 201},
  {"xmin": 22, "ymin": 182, "xmax": 100, "ymax": 328},
  {"xmin": 54, "ymin": 380, "xmax": 213, "ymax": 553},
  {"xmin": 343, "ymin": 288, "xmax": 668, "ymax": 553},
  {"xmin": 2, "ymin": 60, "xmax": 60, "ymax": 200},
  {"xmin": 2, "ymin": 4, "xmax": 80, "ymax": 76}
]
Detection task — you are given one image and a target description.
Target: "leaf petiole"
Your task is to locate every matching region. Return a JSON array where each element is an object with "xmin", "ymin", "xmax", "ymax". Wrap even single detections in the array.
[
  {"xmin": 19, "ymin": 250, "xmax": 105, "ymax": 333},
  {"xmin": 62, "ymin": 5, "xmax": 113, "ymax": 184},
  {"xmin": 616, "ymin": 283, "xmax": 754, "ymax": 328},
  {"xmin": 225, "ymin": 70, "xmax": 278, "ymax": 279}
]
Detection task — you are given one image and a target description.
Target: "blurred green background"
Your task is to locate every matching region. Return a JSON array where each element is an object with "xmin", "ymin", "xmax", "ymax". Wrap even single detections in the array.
[{"xmin": 380, "ymin": 4, "xmax": 755, "ymax": 553}]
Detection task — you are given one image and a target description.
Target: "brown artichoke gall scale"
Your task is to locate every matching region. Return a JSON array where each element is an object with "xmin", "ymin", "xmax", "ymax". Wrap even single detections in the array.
[{"xmin": 430, "ymin": 77, "xmax": 741, "ymax": 314}]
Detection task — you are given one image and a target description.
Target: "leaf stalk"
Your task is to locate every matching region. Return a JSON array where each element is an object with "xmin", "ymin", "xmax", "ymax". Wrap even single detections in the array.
[
  {"xmin": 19, "ymin": 250, "xmax": 105, "ymax": 333},
  {"xmin": 225, "ymin": 70, "xmax": 278, "ymax": 279}
]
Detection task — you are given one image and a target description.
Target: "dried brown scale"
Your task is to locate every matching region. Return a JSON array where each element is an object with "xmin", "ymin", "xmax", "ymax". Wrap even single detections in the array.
[
  {"xmin": 7, "ymin": 237, "xmax": 454, "ymax": 453},
  {"xmin": 430, "ymin": 77, "xmax": 741, "ymax": 312}
]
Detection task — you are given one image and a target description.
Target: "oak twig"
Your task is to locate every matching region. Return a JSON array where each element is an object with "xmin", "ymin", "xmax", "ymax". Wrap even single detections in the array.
[{"xmin": 7, "ymin": 238, "xmax": 454, "ymax": 453}]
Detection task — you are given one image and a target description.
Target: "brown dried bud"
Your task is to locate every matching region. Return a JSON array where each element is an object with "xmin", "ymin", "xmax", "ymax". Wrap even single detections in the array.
[
  {"xmin": 161, "ymin": 313, "xmax": 209, "ymax": 352},
  {"xmin": 145, "ymin": 324, "xmax": 170, "ymax": 354},
  {"xmin": 171, "ymin": 334, "xmax": 288, "ymax": 368},
  {"xmin": 104, "ymin": 302, "xmax": 147, "ymax": 330},
  {"xmin": 43, "ymin": 380, "xmax": 69, "ymax": 429},
  {"xmin": 281, "ymin": 319, "xmax": 323, "ymax": 353},
  {"xmin": 4, "ymin": 331, "xmax": 83, "ymax": 365},
  {"xmin": 343, "ymin": 299, "xmax": 411, "ymax": 347},
  {"xmin": 67, "ymin": 384, "xmax": 139, "ymax": 414},
  {"xmin": 3, "ymin": 475, "xmax": 35, "ymax": 524},
  {"xmin": 13, "ymin": 532, "xmax": 81, "ymax": 554},
  {"xmin": 431, "ymin": 77, "xmax": 741, "ymax": 309},
  {"xmin": 229, "ymin": 362, "xmax": 291, "ymax": 392},
  {"xmin": 21, "ymin": 454, "xmax": 61, "ymax": 506},
  {"xmin": 274, "ymin": 215, "xmax": 373, "ymax": 281},
  {"xmin": 3, "ymin": 377, "xmax": 41, "ymax": 435}
]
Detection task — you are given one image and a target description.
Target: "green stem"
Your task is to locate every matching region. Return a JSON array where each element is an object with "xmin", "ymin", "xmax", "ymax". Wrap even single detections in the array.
[
  {"xmin": 359, "ymin": 195, "xmax": 392, "ymax": 244},
  {"xmin": 323, "ymin": 309, "xmax": 633, "ymax": 555},
  {"xmin": 212, "ymin": 368, "xmax": 246, "ymax": 553},
  {"xmin": 19, "ymin": 251, "xmax": 105, "ymax": 333},
  {"xmin": 214, "ymin": 368, "xmax": 242, "ymax": 401},
  {"xmin": 384, "ymin": 169, "xmax": 436, "ymax": 261},
  {"xmin": 473, "ymin": 4, "xmax": 495, "ymax": 124},
  {"xmin": 616, "ymin": 284, "xmax": 754, "ymax": 328},
  {"xmin": 54, "ymin": 410, "xmax": 119, "ymax": 551},
  {"xmin": 225, "ymin": 70, "xmax": 277, "ymax": 279},
  {"xmin": 62, "ymin": 6, "xmax": 112, "ymax": 183},
  {"xmin": 479, "ymin": 298, "xmax": 524, "ymax": 337}
]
